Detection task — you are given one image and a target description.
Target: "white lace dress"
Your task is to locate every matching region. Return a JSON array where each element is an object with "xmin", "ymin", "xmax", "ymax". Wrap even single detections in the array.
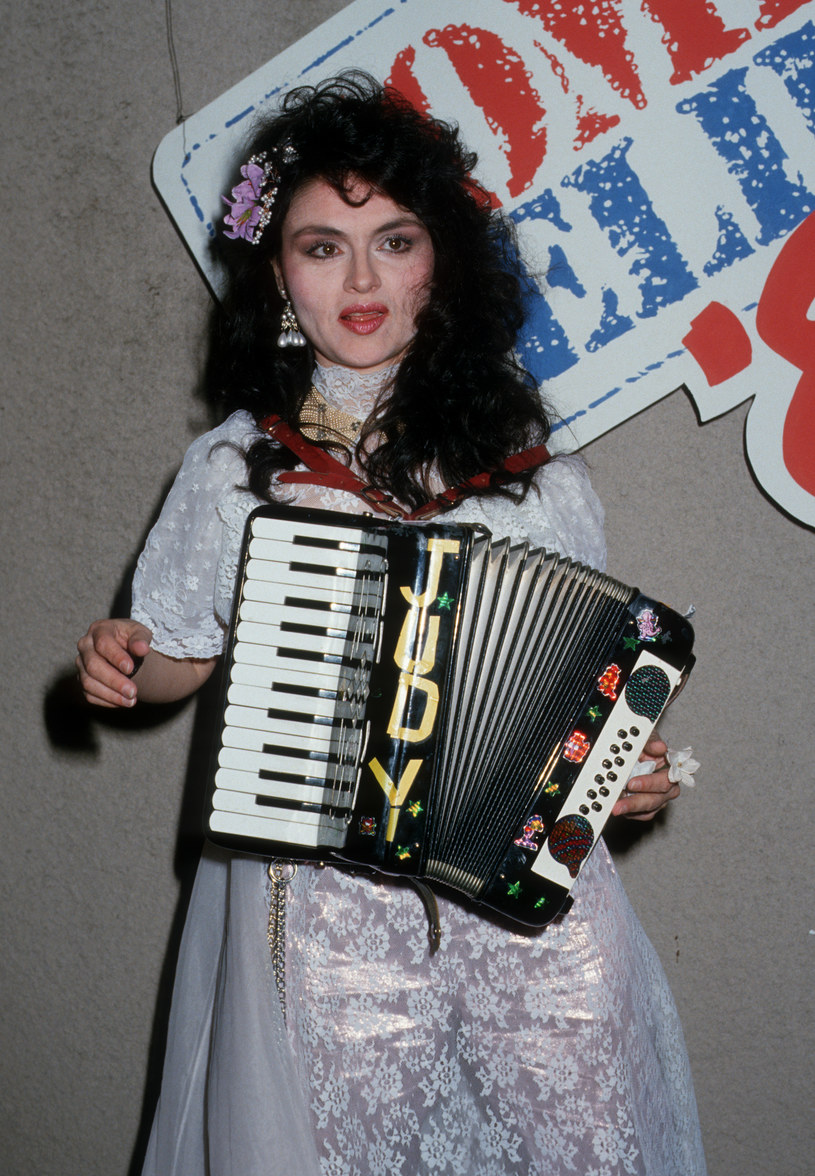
[{"xmin": 134, "ymin": 365, "xmax": 706, "ymax": 1176}]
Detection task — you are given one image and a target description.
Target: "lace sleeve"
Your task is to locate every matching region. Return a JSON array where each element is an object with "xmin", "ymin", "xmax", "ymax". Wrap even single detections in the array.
[{"xmin": 131, "ymin": 413, "xmax": 259, "ymax": 660}]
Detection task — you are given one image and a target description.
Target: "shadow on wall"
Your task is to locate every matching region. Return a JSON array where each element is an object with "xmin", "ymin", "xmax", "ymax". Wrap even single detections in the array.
[
  {"xmin": 43, "ymin": 460, "xmax": 188, "ymax": 753},
  {"xmin": 43, "ymin": 507, "xmax": 227, "ymax": 1172}
]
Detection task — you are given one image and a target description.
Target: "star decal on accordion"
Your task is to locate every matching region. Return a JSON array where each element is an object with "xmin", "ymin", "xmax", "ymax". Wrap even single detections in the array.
[{"xmin": 435, "ymin": 592, "xmax": 455, "ymax": 611}]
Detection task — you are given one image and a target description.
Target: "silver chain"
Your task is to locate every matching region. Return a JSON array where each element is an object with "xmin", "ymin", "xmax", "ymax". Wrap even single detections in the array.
[{"xmin": 267, "ymin": 861, "xmax": 298, "ymax": 1020}]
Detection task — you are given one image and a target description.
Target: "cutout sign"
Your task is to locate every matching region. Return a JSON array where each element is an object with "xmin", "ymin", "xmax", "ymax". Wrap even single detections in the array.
[{"xmin": 154, "ymin": 0, "xmax": 815, "ymax": 526}]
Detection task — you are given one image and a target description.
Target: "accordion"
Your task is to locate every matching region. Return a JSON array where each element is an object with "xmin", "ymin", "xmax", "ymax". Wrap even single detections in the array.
[{"xmin": 207, "ymin": 504, "xmax": 695, "ymax": 927}]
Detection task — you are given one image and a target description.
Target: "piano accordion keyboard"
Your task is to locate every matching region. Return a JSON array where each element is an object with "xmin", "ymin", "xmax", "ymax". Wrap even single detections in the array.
[{"xmin": 211, "ymin": 515, "xmax": 387, "ymax": 847}]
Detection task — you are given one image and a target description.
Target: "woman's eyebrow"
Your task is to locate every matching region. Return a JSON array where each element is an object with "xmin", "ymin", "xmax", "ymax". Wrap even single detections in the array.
[
  {"xmin": 289, "ymin": 224, "xmax": 347, "ymax": 239},
  {"xmin": 289, "ymin": 216, "xmax": 425, "ymax": 239},
  {"xmin": 374, "ymin": 217, "xmax": 425, "ymax": 232}
]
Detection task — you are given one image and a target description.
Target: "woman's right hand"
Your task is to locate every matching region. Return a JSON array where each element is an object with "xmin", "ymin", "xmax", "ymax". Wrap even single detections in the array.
[{"xmin": 76, "ymin": 619, "xmax": 153, "ymax": 708}]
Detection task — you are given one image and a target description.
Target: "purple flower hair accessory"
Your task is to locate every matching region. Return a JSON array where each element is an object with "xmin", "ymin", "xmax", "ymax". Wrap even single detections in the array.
[{"xmin": 221, "ymin": 143, "xmax": 297, "ymax": 246}]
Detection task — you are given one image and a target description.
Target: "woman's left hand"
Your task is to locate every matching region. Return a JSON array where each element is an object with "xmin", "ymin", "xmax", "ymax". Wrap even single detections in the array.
[{"xmin": 611, "ymin": 733, "xmax": 679, "ymax": 821}]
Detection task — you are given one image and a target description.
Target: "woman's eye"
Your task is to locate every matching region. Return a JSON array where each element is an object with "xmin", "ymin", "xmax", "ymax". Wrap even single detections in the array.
[
  {"xmin": 384, "ymin": 236, "xmax": 412, "ymax": 252},
  {"xmin": 307, "ymin": 241, "xmax": 340, "ymax": 258}
]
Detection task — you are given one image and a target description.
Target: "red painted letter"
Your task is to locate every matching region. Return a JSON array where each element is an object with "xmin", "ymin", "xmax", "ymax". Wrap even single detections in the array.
[
  {"xmin": 504, "ymin": 0, "xmax": 647, "ymax": 109},
  {"xmin": 424, "ymin": 24, "xmax": 548, "ymax": 197},
  {"xmin": 755, "ymin": 0, "xmax": 810, "ymax": 31},
  {"xmin": 387, "ymin": 46, "xmax": 431, "ymax": 114},
  {"xmin": 641, "ymin": 0, "xmax": 752, "ymax": 84}
]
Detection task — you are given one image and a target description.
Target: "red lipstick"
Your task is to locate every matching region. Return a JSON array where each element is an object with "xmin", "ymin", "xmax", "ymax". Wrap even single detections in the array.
[{"xmin": 339, "ymin": 303, "xmax": 388, "ymax": 335}]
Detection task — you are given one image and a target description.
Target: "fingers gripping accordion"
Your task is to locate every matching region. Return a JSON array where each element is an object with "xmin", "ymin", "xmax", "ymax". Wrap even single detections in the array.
[{"xmin": 207, "ymin": 504, "xmax": 695, "ymax": 927}]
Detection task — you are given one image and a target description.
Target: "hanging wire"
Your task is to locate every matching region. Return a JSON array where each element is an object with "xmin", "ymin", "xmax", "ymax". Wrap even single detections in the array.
[{"xmin": 165, "ymin": 0, "xmax": 185, "ymax": 124}]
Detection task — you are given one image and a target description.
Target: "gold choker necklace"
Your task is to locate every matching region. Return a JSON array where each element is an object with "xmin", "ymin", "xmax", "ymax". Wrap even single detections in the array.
[{"xmin": 298, "ymin": 385, "xmax": 364, "ymax": 447}]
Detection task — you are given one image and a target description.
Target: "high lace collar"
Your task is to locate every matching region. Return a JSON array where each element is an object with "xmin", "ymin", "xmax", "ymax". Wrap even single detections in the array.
[{"xmin": 312, "ymin": 362, "xmax": 399, "ymax": 416}]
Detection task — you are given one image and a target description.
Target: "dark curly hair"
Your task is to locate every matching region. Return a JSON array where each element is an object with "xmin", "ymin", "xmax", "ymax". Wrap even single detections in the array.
[{"xmin": 208, "ymin": 72, "xmax": 552, "ymax": 511}]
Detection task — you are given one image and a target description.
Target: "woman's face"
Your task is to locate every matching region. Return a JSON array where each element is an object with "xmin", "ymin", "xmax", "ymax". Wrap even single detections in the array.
[{"xmin": 272, "ymin": 177, "xmax": 434, "ymax": 371}]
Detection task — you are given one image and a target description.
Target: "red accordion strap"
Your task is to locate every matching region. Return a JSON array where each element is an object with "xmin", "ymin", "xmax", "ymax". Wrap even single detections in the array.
[
  {"xmin": 258, "ymin": 414, "xmax": 405, "ymax": 516},
  {"xmin": 258, "ymin": 412, "xmax": 552, "ymax": 520},
  {"xmin": 405, "ymin": 444, "xmax": 552, "ymax": 520}
]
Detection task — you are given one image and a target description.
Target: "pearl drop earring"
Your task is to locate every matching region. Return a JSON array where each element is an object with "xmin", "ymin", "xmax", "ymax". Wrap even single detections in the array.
[{"xmin": 277, "ymin": 300, "xmax": 307, "ymax": 348}]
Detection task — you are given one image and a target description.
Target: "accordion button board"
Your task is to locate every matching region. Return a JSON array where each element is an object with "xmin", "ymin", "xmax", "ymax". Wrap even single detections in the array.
[{"xmin": 208, "ymin": 504, "xmax": 695, "ymax": 929}]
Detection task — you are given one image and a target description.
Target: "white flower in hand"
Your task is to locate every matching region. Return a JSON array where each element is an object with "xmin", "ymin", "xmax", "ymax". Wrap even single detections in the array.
[{"xmin": 666, "ymin": 747, "xmax": 700, "ymax": 787}]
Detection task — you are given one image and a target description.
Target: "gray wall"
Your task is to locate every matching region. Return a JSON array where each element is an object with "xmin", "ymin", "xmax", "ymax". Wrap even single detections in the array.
[{"xmin": 3, "ymin": 3, "xmax": 813, "ymax": 1174}]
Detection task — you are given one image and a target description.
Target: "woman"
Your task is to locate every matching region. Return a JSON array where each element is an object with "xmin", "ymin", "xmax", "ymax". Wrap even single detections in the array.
[{"xmin": 77, "ymin": 75, "xmax": 705, "ymax": 1175}]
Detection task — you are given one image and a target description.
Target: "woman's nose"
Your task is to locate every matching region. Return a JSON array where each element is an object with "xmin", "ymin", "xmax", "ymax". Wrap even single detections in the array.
[{"xmin": 344, "ymin": 251, "xmax": 380, "ymax": 293}]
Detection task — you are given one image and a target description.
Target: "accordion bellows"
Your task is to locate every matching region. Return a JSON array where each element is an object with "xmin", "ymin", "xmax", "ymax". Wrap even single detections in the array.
[{"xmin": 207, "ymin": 504, "xmax": 695, "ymax": 927}]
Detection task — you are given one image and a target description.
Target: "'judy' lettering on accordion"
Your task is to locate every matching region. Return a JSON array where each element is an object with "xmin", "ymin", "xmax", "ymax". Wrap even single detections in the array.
[{"xmin": 208, "ymin": 504, "xmax": 695, "ymax": 927}]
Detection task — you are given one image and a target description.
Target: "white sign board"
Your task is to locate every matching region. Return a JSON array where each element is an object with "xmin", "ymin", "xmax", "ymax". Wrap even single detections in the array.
[{"xmin": 154, "ymin": 0, "xmax": 815, "ymax": 526}]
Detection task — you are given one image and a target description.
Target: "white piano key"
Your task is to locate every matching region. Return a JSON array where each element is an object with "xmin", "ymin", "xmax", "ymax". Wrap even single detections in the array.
[
  {"xmin": 221, "ymin": 724, "xmax": 313, "ymax": 754},
  {"xmin": 217, "ymin": 746, "xmax": 355, "ymax": 785},
  {"xmin": 245, "ymin": 557, "xmax": 361, "ymax": 599},
  {"xmin": 242, "ymin": 573, "xmax": 341, "ymax": 602},
  {"xmin": 223, "ymin": 704, "xmax": 340, "ymax": 745},
  {"xmin": 239, "ymin": 598, "xmax": 362, "ymax": 634},
  {"xmin": 227, "ymin": 681, "xmax": 340, "ymax": 716},
  {"xmin": 228, "ymin": 679, "xmax": 366, "ymax": 717},
  {"xmin": 220, "ymin": 724, "xmax": 354, "ymax": 756},
  {"xmin": 251, "ymin": 515, "xmax": 388, "ymax": 553},
  {"xmin": 213, "ymin": 763, "xmax": 350, "ymax": 805},
  {"xmin": 230, "ymin": 649, "xmax": 372, "ymax": 692},
  {"xmin": 209, "ymin": 799, "xmax": 324, "ymax": 846},
  {"xmin": 231, "ymin": 641, "xmax": 348, "ymax": 675},
  {"xmin": 209, "ymin": 805, "xmax": 347, "ymax": 850},
  {"xmin": 242, "ymin": 576, "xmax": 363, "ymax": 614},
  {"xmin": 238, "ymin": 598, "xmax": 379, "ymax": 646},
  {"xmin": 248, "ymin": 535, "xmax": 387, "ymax": 575},
  {"xmin": 245, "ymin": 557, "xmax": 385, "ymax": 600},
  {"xmin": 214, "ymin": 767, "xmax": 328, "ymax": 805},
  {"xmin": 229, "ymin": 660, "xmax": 371, "ymax": 716},
  {"xmin": 220, "ymin": 715, "xmax": 365, "ymax": 763},
  {"xmin": 239, "ymin": 595, "xmax": 379, "ymax": 641},
  {"xmin": 235, "ymin": 619, "xmax": 371, "ymax": 659},
  {"xmin": 229, "ymin": 660, "xmax": 344, "ymax": 695},
  {"xmin": 244, "ymin": 568, "xmax": 368, "ymax": 609}
]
